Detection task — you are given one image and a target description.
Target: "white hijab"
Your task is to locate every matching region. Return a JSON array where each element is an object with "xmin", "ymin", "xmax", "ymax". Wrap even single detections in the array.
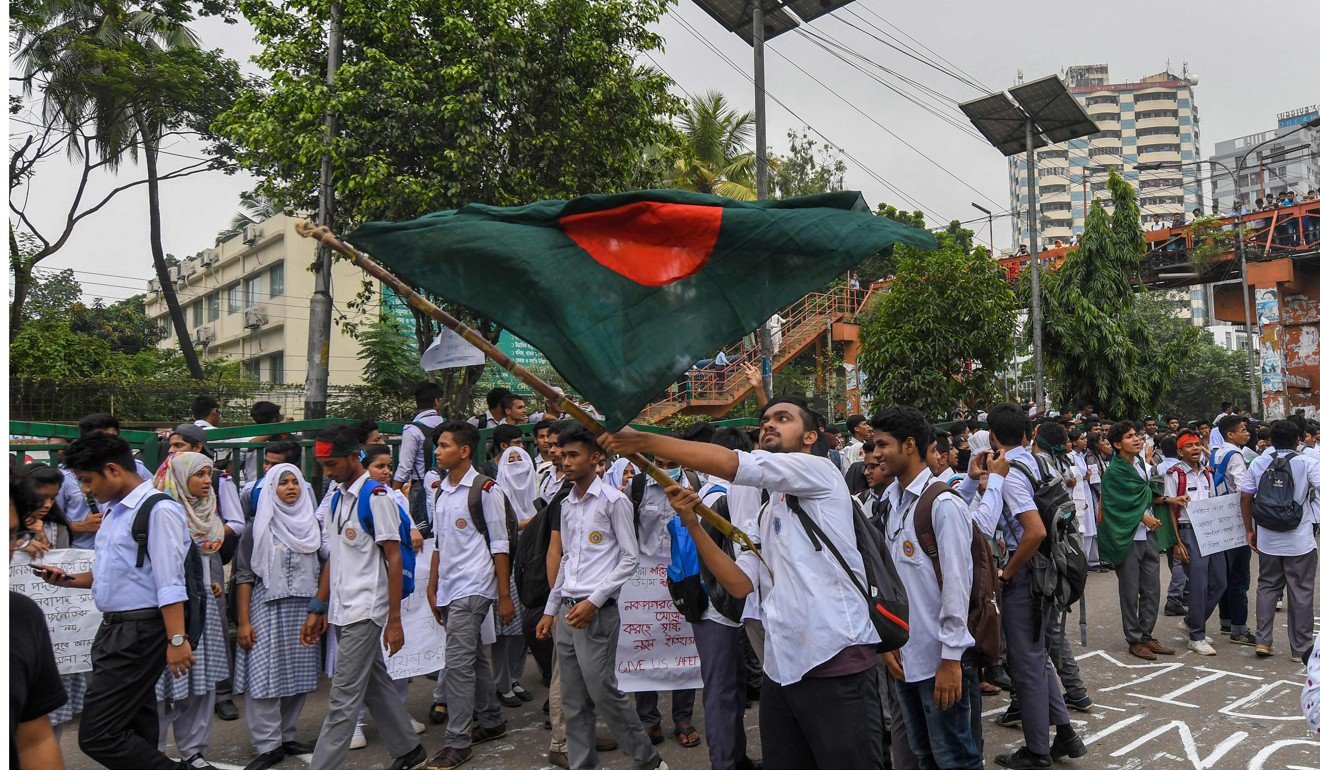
[
  {"xmin": 252, "ymin": 464, "xmax": 322, "ymax": 582},
  {"xmin": 497, "ymin": 447, "xmax": 537, "ymax": 522},
  {"xmin": 604, "ymin": 457, "xmax": 636, "ymax": 491}
]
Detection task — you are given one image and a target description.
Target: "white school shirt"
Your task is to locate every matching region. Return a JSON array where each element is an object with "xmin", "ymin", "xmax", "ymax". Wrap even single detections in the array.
[
  {"xmin": 730, "ymin": 450, "xmax": 880, "ymax": 687},
  {"xmin": 842, "ymin": 439, "xmax": 866, "ymax": 468},
  {"xmin": 705, "ymin": 476, "xmax": 764, "ymax": 623},
  {"xmin": 432, "ymin": 466, "xmax": 510, "ymax": 608},
  {"xmin": 955, "ymin": 472, "xmax": 1007, "ymax": 539},
  {"xmin": 635, "ymin": 473, "xmax": 694, "ymax": 559},
  {"xmin": 1210, "ymin": 445, "xmax": 1249, "ymax": 494},
  {"xmin": 695, "ymin": 478, "xmax": 758, "ymax": 628},
  {"xmin": 544, "ymin": 477, "xmax": 640, "ymax": 612},
  {"xmin": 216, "ymin": 471, "xmax": 246, "ymax": 537},
  {"xmin": 397, "ymin": 409, "xmax": 443, "ymax": 485},
  {"xmin": 1000, "ymin": 446, "xmax": 1039, "ymax": 549},
  {"xmin": 882, "ymin": 469, "xmax": 975, "ymax": 683},
  {"xmin": 1165, "ymin": 461, "xmax": 1212, "ymax": 526},
  {"xmin": 1240, "ymin": 451, "xmax": 1320, "ymax": 557},
  {"xmin": 1070, "ymin": 451, "xmax": 1097, "ymax": 538},
  {"xmin": 326, "ymin": 473, "xmax": 403, "ymax": 627},
  {"xmin": 1129, "ymin": 457, "xmax": 1154, "ymax": 542}
]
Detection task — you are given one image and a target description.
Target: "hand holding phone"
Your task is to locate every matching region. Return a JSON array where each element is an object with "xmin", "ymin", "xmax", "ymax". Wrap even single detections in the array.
[{"xmin": 31, "ymin": 564, "xmax": 72, "ymax": 583}]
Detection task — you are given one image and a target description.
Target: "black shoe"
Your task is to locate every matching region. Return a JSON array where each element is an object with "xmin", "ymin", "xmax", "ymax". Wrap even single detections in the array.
[
  {"xmin": 994, "ymin": 747, "xmax": 1052, "ymax": 769},
  {"xmin": 986, "ymin": 665, "xmax": 1013, "ymax": 689},
  {"xmin": 511, "ymin": 681, "xmax": 534, "ymax": 702},
  {"xmin": 745, "ymin": 685, "xmax": 761, "ymax": 702},
  {"xmin": 215, "ymin": 699, "xmax": 240, "ymax": 721},
  {"xmin": 182, "ymin": 755, "xmax": 218, "ymax": 770},
  {"xmin": 242, "ymin": 749, "xmax": 286, "ymax": 770},
  {"xmin": 735, "ymin": 757, "xmax": 763, "ymax": 770},
  {"xmin": 429, "ymin": 701, "xmax": 448, "ymax": 725},
  {"xmin": 497, "ymin": 691, "xmax": 522, "ymax": 708},
  {"xmin": 388, "ymin": 744, "xmax": 427, "ymax": 770},
  {"xmin": 1051, "ymin": 732, "xmax": 1087, "ymax": 760},
  {"xmin": 1164, "ymin": 604, "xmax": 1188, "ymax": 617},
  {"xmin": 471, "ymin": 721, "xmax": 508, "ymax": 745},
  {"xmin": 995, "ymin": 707, "xmax": 1022, "ymax": 728},
  {"xmin": 426, "ymin": 746, "xmax": 473, "ymax": 770},
  {"xmin": 281, "ymin": 740, "xmax": 315, "ymax": 755}
]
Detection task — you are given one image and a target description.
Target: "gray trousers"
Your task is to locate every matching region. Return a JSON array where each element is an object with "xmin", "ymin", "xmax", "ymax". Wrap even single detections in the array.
[
  {"xmin": 443, "ymin": 595, "xmax": 503, "ymax": 748},
  {"xmin": 1084, "ymin": 534, "xmax": 1099, "ymax": 568},
  {"xmin": 156, "ymin": 689, "xmax": 215, "ymax": 758},
  {"xmin": 556, "ymin": 603, "xmax": 660, "ymax": 770},
  {"xmin": 1166, "ymin": 551, "xmax": 1188, "ymax": 607},
  {"xmin": 1048, "ymin": 609, "xmax": 1087, "ymax": 702},
  {"xmin": 634, "ymin": 688, "xmax": 695, "ymax": 730},
  {"xmin": 1002, "ymin": 570, "xmax": 1069, "ymax": 756},
  {"xmin": 311, "ymin": 621, "xmax": 419, "ymax": 770},
  {"xmin": 358, "ymin": 677, "xmax": 409, "ymax": 726},
  {"xmin": 878, "ymin": 665, "xmax": 916, "ymax": 770},
  {"xmin": 692, "ymin": 620, "xmax": 746, "ymax": 770},
  {"xmin": 246, "ymin": 693, "xmax": 307, "ymax": 753},
  {"xmin": 1117, "ymin": 537, "xmax": 1161, "ymax": 645},
  {"xmin": 1256, "ymin": 550, "xmax": 1318, "ymax": 657},
  {"xmin": 549, "ymin": 647, "xmax": 567, "ymax": 753},
  {"xmin": 492, "ymin": 633, "xmax": 527, "ymax": 695},
  {"xmin": 1180, "ymin": 524, "xmax": 1227, "ymax": 642}
]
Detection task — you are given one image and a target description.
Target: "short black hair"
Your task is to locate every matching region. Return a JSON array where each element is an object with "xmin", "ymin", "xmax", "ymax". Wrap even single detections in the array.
[
  {"xmin": 546, "ymin": 419, "xmax": 576, "ymax": 438},
  {"xmin": 761, "ymin": 396, "xmax": 822, "ymax": 435},
  {"xmin": 413, "ymin": 382, "xmax": 442, "ymax": 409},
  {"xmin": 191, "ymin": 395, "xmax": 219, "ymax": 421},
  {"xmin": 10, "ymin": 473, "xmax": 41, "ymax": 527},
  {"xmin": 710, "ymin": 426, "xmax": 754, "ymax": 452},
  {"xmin": 931, "ymin": 429, "xmax": 952, "ymax": 455},
  {"xmin": 314, "ymin": 425, "xmax": 359, "ymax": 457},
  {"xmin": 1159, "ymin": 434, "xmax": 1178, "ymax": 459},
  {"xmin": 862, "ymin": 440, "xmax": 876, "ymax": 453},
  {"xmin": 987, "ymin": 403, "xmax": 1029, "ymax": 448},
  {"xmin": 264, "ymin": 439, "xmax": 302, "ymax": 465},
  {"xmin": 846, "ymin": 414, "xmax": 868, "ymax": 434},
  {"xmin": 250, "ymin": 401, "xmax": 282, "ymax": 424},
  {"xmin": 77, "ymin": 413, "xmax": 120, "ymax": 437},
  {"xmin": 63, "ymin": 434, "xmax": 136, "ymax": 475},
  {"xmin": 870, "ymin": 405, "xmax": 931, "ymax": 457},
  {"xmin": 498, "ymin": 392, "xmax": 526, "ymax": 412},
  {"xmin": 681, "ymin": 421, "xmax": 717, "ymax": 444},
  {"xmin": 435, "ymin": 420, "xmax": 480, "ymax": 453},
  {"xmin": 362, "ymin": 444, "xmax": 394, "ymax": 465},
  {"xmin": 1221, "ymin": 401, "xmax": 1232, "ymax": 411},
  {"xmin": 491, "ymin": 423, "xmax": 523, "ymax": 450},
  {"xmin": 555, "ymin": 423, "xmax": 601, "ymax": 454},
  {"xmin": 1218, "ymin": 415, "xmax": 1246, "ymax": 436},
  {"xmin": 347, "ymin": 419, "xmax": 378, "ymax": 445},
  {"xmin": 486, "ymin": 387, "xmax": 512, "ymax": 411},
  {"xmin": 1270, "ymin": 419, "xmax": 1300, "ymax": 451},
  {"xmin": 1108, "ymin": 420, "xmax": 1138, "ymax": 447},
  {"xmin": 533, "ymin": 420, "xmax": 554, "ymax": 438},
  {"xmin": 949, "ymin": 421, "xmax": 968, "ymax": 436}
]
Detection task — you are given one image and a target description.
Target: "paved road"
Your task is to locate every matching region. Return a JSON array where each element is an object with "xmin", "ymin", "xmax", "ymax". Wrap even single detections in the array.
[{"xmin": 59, "ymin": 567, "xmax": 1320, "ymax": 769}]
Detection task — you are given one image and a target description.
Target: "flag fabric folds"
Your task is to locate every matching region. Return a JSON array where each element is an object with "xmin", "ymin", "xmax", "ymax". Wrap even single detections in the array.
[{"xmin": 348, "ymin": 189, "xmax": 936, "ymax": 429}]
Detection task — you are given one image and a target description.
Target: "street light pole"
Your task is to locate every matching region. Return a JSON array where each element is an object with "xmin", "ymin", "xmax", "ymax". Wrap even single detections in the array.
[
  {"xmin": 305, "ymin": 1, "xmax": 342, "ymax": 421},
  {"xmin": 971, "ymin": 202, "xmax": 993, "ymax": 254},
  {"xmin": 1024, "ymin": 124, "xmax": 1045, "ymax": 409},
  {"xmin": 752, "ymin": 0, "xmax": 774, "ymax": 398}
]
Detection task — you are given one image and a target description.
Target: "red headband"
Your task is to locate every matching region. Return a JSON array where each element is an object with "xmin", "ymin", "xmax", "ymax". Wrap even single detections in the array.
[
  {"xmin": 1177, "ymin": 433, "xmax": 1200, "ymax": 451},
  {"xmin": 314, "ymin": 440, "xmax": 336, "ymax": 459}
]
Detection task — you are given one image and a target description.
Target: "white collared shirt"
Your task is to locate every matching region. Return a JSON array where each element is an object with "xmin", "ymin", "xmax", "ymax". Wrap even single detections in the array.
[
  {"xmin": 544, "ymin": 477, "xmax": 639, "ymax": 612},
  {"xmin": 1210, "ymin": 445, "xmax": 1249, "ymax": 494},
  {"xmin": 1241, "ymin": 451, "xmax": 1320, "ymax": 557},
  {"xmin": 327, "ymin": 473, "xmax": 402, "ymax": 627},
  {"xmin": 955, "ymin": 472, "xmax": 1006, "ymax": 539},
  {"xmin": 1165, "ymin": 461, "xmax": 1213, "ymax": 510},
  {"xmin": 730, "ymin": 450, "xmax": 880, "ymax": 686},
  {"xmin": 635, "ymin": 473, "xmax": 693, "ymax": 558},
  {"xmin": 91, "ymin": 481, "xmax": 190, "ymax": 612},
  {"xmin": 882, "ymin": 468, "xmax": 975, "ymax": 682},
  {"xmin": 1130, "ymin": 456, "xmax": 1153, "ymax": 542},
  {"xmin": 432, "ymin": 466, "xmax": 510, "ymax": 607},
  {"xmin": 397, "ymin": 409, "xmax": 443, "ymax": 484},
  {"xmin": 1000, "ymin": 446, "xmax": 1039, "ymax": 548}
]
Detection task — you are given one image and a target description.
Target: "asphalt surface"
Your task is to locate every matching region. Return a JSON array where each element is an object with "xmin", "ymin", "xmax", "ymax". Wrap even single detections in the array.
[{"xmin": 58, "ymin": 565, "xmax": 1320, "ymax": 769}]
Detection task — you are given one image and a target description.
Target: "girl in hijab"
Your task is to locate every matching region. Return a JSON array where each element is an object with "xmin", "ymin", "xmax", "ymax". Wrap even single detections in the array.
[
  {"xmin": 153, "ymin": 451, "xmax": 229, "ymax": 770},
  {"xmin": 492, "ymin": 444, "xmax": 533, "ymax": 706},
  {"xmin": 233, "ymin": 463, "xmax": 323, "ymax": 767}
]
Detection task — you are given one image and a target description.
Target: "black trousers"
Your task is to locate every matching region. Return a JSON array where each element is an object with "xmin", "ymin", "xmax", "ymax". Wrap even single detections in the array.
[
  {"xmin": 79, "ymin": 614, "xmax": 177, "ymax": 769},
  {"xmin": 1218, "ymin": 544, "xmax": 1252, "ymax": 630},
  {"xmin": 760, "ymin": 665, "xmax": 883, "ymax": 770}
]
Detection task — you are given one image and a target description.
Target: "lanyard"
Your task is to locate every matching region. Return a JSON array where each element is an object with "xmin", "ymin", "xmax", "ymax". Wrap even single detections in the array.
[{"xmin": 887, "ymin": 477, "xmax": 932, "ymax": 542}]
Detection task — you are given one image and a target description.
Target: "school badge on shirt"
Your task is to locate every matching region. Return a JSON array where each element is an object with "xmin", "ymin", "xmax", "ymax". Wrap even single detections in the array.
[
  {"xmin": 588, "ymin": 531, "xmax": 604, "ymax": 545},
  {"xmin": 455, "ymin": 518, "xmax": 468, "ymax": 530},
  {"xmin": 346, "ymin": 528, "xmax": 358, "ymax": 541},
  {"xmin": 772, "ymin": 517, "xmax": 782, "ymax": 535},
  {"xmin": 902, "ymin": 540, "xmax": 915, "ymax": 558}
]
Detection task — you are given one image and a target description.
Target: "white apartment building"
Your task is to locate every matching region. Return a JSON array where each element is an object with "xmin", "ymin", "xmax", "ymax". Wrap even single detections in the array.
[{"xmin": 1207, "ymin": 105, "xmax": 1320, "ymax": 212}]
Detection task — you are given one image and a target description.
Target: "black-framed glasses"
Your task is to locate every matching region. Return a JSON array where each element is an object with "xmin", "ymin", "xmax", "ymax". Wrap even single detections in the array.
[{"xmin": 863, "ymin": 463, "xmax": 881, "ymax": 471}]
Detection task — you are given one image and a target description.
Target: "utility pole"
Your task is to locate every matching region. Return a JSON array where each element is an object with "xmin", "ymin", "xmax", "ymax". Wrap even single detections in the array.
[
  {"xmin": 752, "ymin": 0, "xmax": 773, "ymax": 398},
  {"xmin": 1024, "ymin": 125, "xmax": 1045, "ymax": 409},
  {"xmin": 305, "ymin": 1, "xmax": 342, "ymax": 420}
]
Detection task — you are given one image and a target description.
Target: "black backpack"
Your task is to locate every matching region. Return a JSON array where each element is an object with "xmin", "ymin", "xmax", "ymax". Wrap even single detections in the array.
[
  {"xmin": 132, "ymin": 493, "xmax": 207, "ymax": 647},
  {"xmin": 514, "ymin": 481, "xmax": 571, "ymax": 609},
  {"xmin": 1252, "ymin": 453, "xmax": 1304, "ymax": 532},
  {"xmin": 1009, "ymin": 455, "xmax": 1087, "ymax": 620},
  {"xmin": 467, "ymin": 473, "xmax": 521, "ymax": 562},
  {"xmin": 412, "ymin": 421, "xmax": 438, "ymax": 474},
  {"xmin": 785, "ymin": 494, "xmax": 910, "ymax": 653},
  {"xmin": 698, "ymin": 487, "xmax": 747, "ymax": 623}
]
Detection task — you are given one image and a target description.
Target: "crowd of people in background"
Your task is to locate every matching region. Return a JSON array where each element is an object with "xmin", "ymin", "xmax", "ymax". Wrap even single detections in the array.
[{"xmin": 9, "ymin": 384, "xmax": 1320, "ymax": 770}]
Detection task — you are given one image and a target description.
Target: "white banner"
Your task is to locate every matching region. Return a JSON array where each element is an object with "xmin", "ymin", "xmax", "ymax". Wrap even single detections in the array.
[
  {"xmin": 1188, "ymin": 495, "xmax": 1249, "ymax": 556},
  {"xmin": 615, "ymin": 554, "xmax": 703, "ymax": 693},
  {"xmin": 10, "ymin": 549, "xmax": 102, "ymax": 675},
  {"xmin": 386, "ymin": 541, "xmax": 446, "ymax": 679},
  {"xmin": 421, "ymin": 329, "xmax": 486, "ymax": 372}
]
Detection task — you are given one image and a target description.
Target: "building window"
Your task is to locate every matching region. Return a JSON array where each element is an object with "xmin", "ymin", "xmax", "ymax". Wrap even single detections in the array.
[
  {"xmin": 1086, "ymin": 95, "xmax": 1119, "ymax": 107},
  {"xmin": 268, "ymin": 263, "xmax": 284, "ymax": 298},
  {"xmin": 207, "ymin": 292, "xmax": 219, "ymax": 322},
  {"xmin": 244, "ymin": 274, "xmax": 264, "ymax": 306},
  {"xmin": 227, "ymin": 285, "xmax": 241, "ymax": 313},
  {"xmin": 1134, "ymin": 92, "xmax": 1175, "ymax": 103},
  {"xmin": 268, "ymin": 354, "xmax": 284, "ymax": 383},
  {"xmin": 243, "ymin": 358, "xmax": 260, "ymax": 380},
  {"xmin": 191, "ymin": 301, "xmax": 202, "ymax": 329}
]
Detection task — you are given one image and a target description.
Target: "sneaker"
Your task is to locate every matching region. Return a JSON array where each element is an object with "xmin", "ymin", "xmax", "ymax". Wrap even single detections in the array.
[
  {"xmin": 1189, "ymin": 639, "xmax": 1217, "ymax": 656},
  {"xmin": 1292, "ymin": 655, "xmax": 1304, "ymax": 663},
  {"xmin": 425, "ymin": 746, "xmax": 472, "ymax": 770},
  {"xmin": 1177, "ymin": 619, "xmax": 1189, "ymax": 634},
  {"xmin": 428, "ymin": 702, "xmax": 448, "ymax": 725},
  {"xmin": 1065, "ymin": 695, "xmax": 1094, "ymax": 712},
  {"xmin": 497, "ymin": 691, "xmax": 522, "ymax": 708},
  {"xmin": 471, "ymin": 721, "xmax": 508, "ymax": 745},
  {"xmin": 389, "ymin": 745, "xmax": 427, "ymax": 770},
  {"xmin": 995, "ymin": 707, "xmax": 1022, "ymax": 728},
  {"xmin": 410, "ymin": 717, "xmax": 427, "ymax": 734},
  {"xmin": 511, "ymin": 682, "xmax": 533, "ymax": 702},
  {"xmin": 1164, "ymin": 604, "xmax": 1188, "ymax": 616},
  {"xmin": 994, "ymin": 747, "xmax": 1052, "ymax": 768},
  {"xmin": 1256, "ymin": 644, "xmax": 1275, "ymax": 657},
  {"xmin": 1219, "ymin": 625, "xmax": 1232, "ymax": 636},
  {"xmin": 985, "ymin": 665, "xmax": 1013, "ymax": 689},
  {"xmin": 350, "ymin": 725, "xmax": 367, "ymax": 750},
  {"xmin": 183, "ymin": 755, "xmax": 217, "ymax": 770},
  {"xmin": 1230, "ymin": 632, "xmax": 1257, "ymax": 646},
  {"xmin": 1276, "ymin": 598, "xmax": 1284, "ymax": 612}
]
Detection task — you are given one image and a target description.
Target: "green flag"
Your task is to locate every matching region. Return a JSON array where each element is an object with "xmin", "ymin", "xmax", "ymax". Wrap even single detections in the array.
[{"xmin": 348, "ymin": 189, "xmax": 935, "ymax": 429}]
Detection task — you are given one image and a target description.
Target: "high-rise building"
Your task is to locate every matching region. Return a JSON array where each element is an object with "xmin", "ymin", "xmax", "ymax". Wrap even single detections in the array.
[
  {"xmin": 1010, "ymin": 64, "xmax": 1203, "ymax": 248},
  {"xmin": 1207, "ymin": 104, "xmax": 1320, "ymax": 212}
]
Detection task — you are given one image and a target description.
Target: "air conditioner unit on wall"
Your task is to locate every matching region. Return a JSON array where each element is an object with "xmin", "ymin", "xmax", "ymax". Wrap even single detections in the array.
[
  {"xmin": 193, "ymin": 326, "xmax": 215, "ymax": 346},
  {"xmin": 243, "ymin": 305, "xmax": 268, "ymax": 330},
  {"xmin": 200, "ymin": 248, "xmax": 218, "ymax": 267},
  {"xmin": 148, "ymin": 278, "xmax": 160, "ymax": 293},
  {"xmin": 242, "ymin": 225, "xmax": 261, "ymax": 246}
]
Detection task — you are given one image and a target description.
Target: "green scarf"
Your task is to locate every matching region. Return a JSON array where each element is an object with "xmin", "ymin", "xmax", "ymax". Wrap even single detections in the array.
[{"xmin": 1099, "ymin": 456, "xmax": 1152, "ymax": 565}]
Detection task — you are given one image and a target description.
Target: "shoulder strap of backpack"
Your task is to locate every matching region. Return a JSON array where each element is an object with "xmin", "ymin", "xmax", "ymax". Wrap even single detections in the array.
[
  {"xmin": 468, "ymin": 473, "xmax": 495, "ymax": 547},
  {"xmin": 355, "ymin": 478, "xmax": 381, "ymax": 538},
  {"xmin": 132, "ymin": 493, "xmax": 173, "ymax": 568},
  {"xmin": 683, "ymin": 470, "xmax": 701, "ymax": 492},
  {"xmin": 1008, "ymin": 459, "xmax": 1040, "ymax": 492},
  {"xmin": 912, "ymin": 480, "xmax": 953, "ymax": 588},
  {"xmin": 784, "ymin": 494, "xmax": 869, "ymax": 603}
]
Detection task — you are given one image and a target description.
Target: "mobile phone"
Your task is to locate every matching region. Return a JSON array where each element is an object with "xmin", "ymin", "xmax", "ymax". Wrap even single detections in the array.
[{"xmin": 31, "ymin": 564, "xmax": 70, "ymax": 581}]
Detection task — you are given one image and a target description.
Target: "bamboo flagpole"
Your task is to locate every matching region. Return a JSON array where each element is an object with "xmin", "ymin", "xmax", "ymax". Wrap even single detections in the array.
[{"xmin": 296, "ymin": 221, "xmax": 765, "ymax": 564}]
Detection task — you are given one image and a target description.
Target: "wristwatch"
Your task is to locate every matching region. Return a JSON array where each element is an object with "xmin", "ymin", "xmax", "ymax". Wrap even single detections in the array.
[{"xmin": 169, "ymin": 634, "xmax": 186, "ymax": 648}]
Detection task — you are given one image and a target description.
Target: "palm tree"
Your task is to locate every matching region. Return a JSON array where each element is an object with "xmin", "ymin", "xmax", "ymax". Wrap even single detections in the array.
[{"xmin": 671, "ymin": 90, "xmax": 759, "ymax": 200}]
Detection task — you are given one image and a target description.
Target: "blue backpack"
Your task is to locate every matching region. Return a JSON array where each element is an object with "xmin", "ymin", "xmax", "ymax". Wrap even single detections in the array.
[
  {"xmin": 331, "ymin": 478, "xmax": 417, "ymax": 597},
  {"xmin": 1211, "ymin": 448, "xmax": 1241, "ymax": 493}
]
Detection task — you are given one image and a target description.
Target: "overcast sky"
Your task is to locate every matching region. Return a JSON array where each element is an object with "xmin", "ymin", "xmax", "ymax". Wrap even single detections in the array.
[{"xmin": 11, "ymin": 0, "xmax": 1319, "ymax": 306}]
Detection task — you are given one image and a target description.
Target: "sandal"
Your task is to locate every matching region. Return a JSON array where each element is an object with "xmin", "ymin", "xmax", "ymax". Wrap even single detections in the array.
[
  {"xmin": 644, "ymin": 725, "xmax": 663, "ymax": 746},
  {"xmin": 674, "ymin": 722, "xmax": 701, "ymax": 749}
]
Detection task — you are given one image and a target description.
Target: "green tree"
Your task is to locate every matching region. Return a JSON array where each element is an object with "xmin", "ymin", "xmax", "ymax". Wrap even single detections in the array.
[
  {"xmin": 853, "ymin": 204, "xmax": 927, "ymax": 285},
  {"xmin": 19, "ymin": 265, "xmax": 82, "ymax": 322},
  {"xmin": 857, "ymin": 225, "xmax": 1017, "ymax": 416},
  {"xmin": 1040, "ymin": 172, "xmax": 1195, "ymax": 418},
  {"xmin": 214, "ymin": 192, "xmax": 277, "ymax": 245},
  {"xmin": 770, "ymin": 129, "xmax": 846, "ymax": 198},
  {"xmin": 1128, "ymin": 293, "xmax": 1252, "ymax": 420},
  {"xmin": 70, "ymin": 294, "xmax": 166, "ymax": 355},
  {"xmin": 357, "ymin": 314, "xmax": 421, "ymax": 401},
  {"xmin": 669, "ymin": 90, "xmax": 757, "ymax": 200}
]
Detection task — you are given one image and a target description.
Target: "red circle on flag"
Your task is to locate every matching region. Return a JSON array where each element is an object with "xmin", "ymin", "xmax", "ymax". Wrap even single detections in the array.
[{"xmin": 560, "ymin": 201, "xmax": 723, "ymax": 287}]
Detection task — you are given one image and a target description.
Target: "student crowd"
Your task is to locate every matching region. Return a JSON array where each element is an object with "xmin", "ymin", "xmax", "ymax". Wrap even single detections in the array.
[{"xmin": 9, "ymin": 383, "xmax": 1320, "ymax": 770}]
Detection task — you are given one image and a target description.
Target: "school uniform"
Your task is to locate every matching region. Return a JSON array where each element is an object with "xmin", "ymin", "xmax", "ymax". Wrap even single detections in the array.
[
  {"xmin": 310, "ymin": 473, "xmax": 421, "ymax": 770},
  {"xmin": 153, "ymin": 550, "xmax": 228, "ymax": 760},
  {"xmin": 1070, "ymin": 451, "xmax": 1099, "ymax": 566},
  {"xmin": 432, "ymin": 466, "xmax": 509, "ymax": 750},
  {"xmin": 78, "ymin": 480, "xmax": 190, "ymax": 769},
  {"xmin": 213, "ymin": 471, "xmax": 246, "ymax": 711},
  {"xmin": 1000, "ymin": 446, "xmax": 1071, "ymax": 758},
  {"xmin": 1165, "ymin": 461, "xmax": 1225, "ymax": 644},
  {"xmin": 954, "ymin": 472, "xmax": 1007, "ymax": 539},
  {"xmin": 728, "ymin": 450, "xmax": 883, "ymax": 769},
  {"xmin": 58, "ymin": 466, "xmax": 99, "ymax": 548},
  {"xmin": 1160, "ymin": 459, "xmax": 1190, "ymax": 614},
  {"xmin": 882, "ymin": 469, "xmax": 981, "ymax": 769},
  {"xmin": 1038, "ymin": 454, "xmax": 1089, "ymax": 707},
  {"xmin": 1242, "ymin": 451, "xmax": 1320, "ymax": 658},
  {"xmin": 397, "ymin": 408, "xmax": 444, "ymax": 525},
  {"xmin": 544, "ymin": 476, "xmax": 661, "ymax": 770},
  {"xmin": 1114, "ymin": 455, "xmax": 1163, "ymax": 648},
  {"xmin": 1211, "ymin": 444, "xmax": 1253, "ymax": 635}
]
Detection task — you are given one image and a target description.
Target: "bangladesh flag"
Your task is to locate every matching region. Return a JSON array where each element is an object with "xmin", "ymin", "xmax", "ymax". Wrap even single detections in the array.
[{"xmin": 348, "ymin": 189, "xmax": 935, "ymax": 429}]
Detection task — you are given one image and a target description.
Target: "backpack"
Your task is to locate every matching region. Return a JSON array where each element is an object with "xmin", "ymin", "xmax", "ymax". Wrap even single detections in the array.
[
  {"xmin": 1211, "ymin": 448, "xmax": 1242, "ymax": 494},
  {"xmin": 785, "ymin": 494, "xmax": 910, "ymax": 653},
  {"xmin": 467, "ymin": 474, "xmax": 521, "ymax": 561},
  {"xmin": 1009, "ymin": 455, "xmax": 1087, "ymax": 621},
  {"xmin": 629, "ymin": 470, "xmax": 701, "ymax": 535},
  {"xmin": 331, "ymin": 479, "xmax": 417, "ymax": 597},
  {"xmin": 912, "ymin": 481, "xmax": 1002, "ymax": 667},
  {"xmin": 666, "ymin": 486, "xmax": 746, "ymax": 624},
  {"xmin": 132, "ymin": 493, "xmax": 206, "ymax": 647},
  {"xmin": 411, "ymin": 420, "xmax": 438, "ymax": 474},
  {"xmin": 514, "ymin": 482, "xmax": 571, "ymax": 610},
  {"xmin": 1251, "ymin": 453, "xmax": 1304, "ymax": 532}
]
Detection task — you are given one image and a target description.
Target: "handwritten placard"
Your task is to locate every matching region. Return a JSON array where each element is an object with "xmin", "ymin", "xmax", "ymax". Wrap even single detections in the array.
[
  {"xmin": 386, "ymin": 541, "xmax": 446, "ymax": 679},
  {"xmin": 1187, "ymin": 495, "xmax": 1249, "ymax": 556},
  {"xmin": 10, "ymin": 549, "xmax": 102, "ymax": 675},
  {"xmin": 615, "ymin": 554, "xmax": 703, "ymax": 693}
]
